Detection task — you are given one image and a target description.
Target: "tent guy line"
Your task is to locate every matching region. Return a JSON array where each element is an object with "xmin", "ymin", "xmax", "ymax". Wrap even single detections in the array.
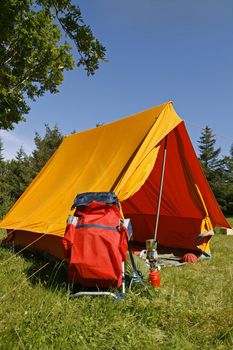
[
  {"xmin": 185, "ymin": 119, "xmax": 233, "ymax": 143},
  {"xmin": 0, "ymin": 262, "xmax": 50, "ymax": 303}
]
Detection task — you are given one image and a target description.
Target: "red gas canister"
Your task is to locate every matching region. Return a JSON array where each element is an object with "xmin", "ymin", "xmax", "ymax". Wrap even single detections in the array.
[{"xmin": 149, "ymin": 269, "xmax": 161, "ymax": 287}]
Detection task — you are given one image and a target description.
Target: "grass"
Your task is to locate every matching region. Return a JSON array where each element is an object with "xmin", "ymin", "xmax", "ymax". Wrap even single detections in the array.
[
  {"xmin": 226, "ymin": 217, "xmax": 233, "ymax": 226},
  {"xmin": 0, "ymin": 227, "xmax": 233, "ymax": 350}
]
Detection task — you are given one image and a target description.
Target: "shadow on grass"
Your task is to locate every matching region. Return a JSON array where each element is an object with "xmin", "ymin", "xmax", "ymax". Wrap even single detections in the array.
[
  {"xmin": 0, "ymin": 241, "xmax": 69, "ymax": 292},
  {"xmin": 25, "ymin": 255, "xmax": 68, "ymax": 292},
  {"xmin": 1, "ymin": 242, "xmax": 154, "ymax": 299},
  {"xmin": 0, "ymin": 243, "xmax": 120, "ymax": 297}
]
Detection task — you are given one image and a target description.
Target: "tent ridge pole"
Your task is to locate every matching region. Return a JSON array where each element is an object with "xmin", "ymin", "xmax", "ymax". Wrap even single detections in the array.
[{"xmin": 154, "ymin": 135, "xmax": 168, "ymax": 241}]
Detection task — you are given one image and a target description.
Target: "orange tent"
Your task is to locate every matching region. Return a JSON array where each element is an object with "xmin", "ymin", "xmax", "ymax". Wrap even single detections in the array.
[{"xmin": 0, "ymin": 102, "xmax": 229, "ymax": 259}]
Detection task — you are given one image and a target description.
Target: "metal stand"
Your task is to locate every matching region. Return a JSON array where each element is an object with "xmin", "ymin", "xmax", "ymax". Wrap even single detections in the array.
[
  {"xmin": 69, "ymin": 291, "xmax": 121, "ymax": 300},
  {"xmin": 69, "ymin": 262, "xmax": 126, "ymax": 301}
]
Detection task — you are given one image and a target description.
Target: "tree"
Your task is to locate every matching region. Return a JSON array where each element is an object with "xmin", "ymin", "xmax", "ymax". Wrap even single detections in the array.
[
  {"xmin": 0, "ymin": 137, "xmax": 4, "ymax": 166},
  {"xmin": 30, "ymin": 124, "xmax": 63, "ymax": 178},
  {"xmin": 0, "ymin": 137, "xmax": 9, "ymax": 218},
  {"xmin": 221, "ymin": 143, "xmax": 233, "ymax": 215},
  {"xmin": 197, "ymin": 126, "xmax": 230, "ymax": 213},
  {"xmin": 0, "ymin": 138, "xmax": 13, "ymax": 217},
  {"xmin": 0, "ymin": 170, "xmax": 13, "ymax": 219},
  {"xmin": 225, "ymin": 144, "xmax": 233, "ymax": 176},
  {"xmin": 0, "ymin": 0, "xmax": 106, "ymax": 130},
  {"xmin": 4, "ymin": 146, "xmax": 32, "ymax": 203},
  {"xmin": 0, "ymin": 125, "xmax": 63, "ymax": 217},
  {"xmin": 198, "ymin": 128, "xmax": 233, "ymax": 215},
  {"xmin": 198, "ymin": 126, "xmax": 221, "ymax": 172}
]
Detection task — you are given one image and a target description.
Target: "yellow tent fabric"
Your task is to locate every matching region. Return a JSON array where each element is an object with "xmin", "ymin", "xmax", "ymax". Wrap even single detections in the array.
[{"xmin": 0, "ymin": 102, "xmax": 181, "ymax": 237}]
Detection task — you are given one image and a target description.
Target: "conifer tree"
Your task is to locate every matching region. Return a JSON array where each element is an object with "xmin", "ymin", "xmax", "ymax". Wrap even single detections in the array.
[
  {"xmin": 0, "ymin": 125, "xmax": 63, "ymax": 217},
  {"xmin": 0, "ymin": 137, "xmax": 4, "ymax": 164},
  {"xmin": 221, "ymin": 143, "xmax": 233, "ymax": 215},
  {"xmin": 225, "ymin": 144, "xmax": 233, "ymax": 176},
  {"xmin": 5, "ymin": 146, "xmax": 32, "ymax": 202},
  {"xmin": 30, "ymin": 124, "xmax": 63, "ymax": 179},
  {"xmin": 198, "ymin": 126, "xmax": 221, "ymax": 171},
  {"xmin": 0, "ymin": 137, "xmax": 13, "ymax": 218},
  {"xmin": 197, "ymin": 126, "xmax": 230, "ymax": 213}
]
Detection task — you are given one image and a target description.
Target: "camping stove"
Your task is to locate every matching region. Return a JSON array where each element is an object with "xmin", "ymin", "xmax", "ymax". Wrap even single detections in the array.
[
  {"xmin": 146, "ymin": 239, "xmax": 161, "ymax": 287},
  {"xmin": 145, "ymin": 239, "xmax": 158, "ymax": 265}
]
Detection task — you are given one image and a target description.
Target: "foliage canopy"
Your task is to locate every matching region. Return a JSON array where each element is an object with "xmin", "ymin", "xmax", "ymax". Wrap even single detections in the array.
[{"xmin": 0, "ymin": 0, "xmax": 106, "ymax": 130}]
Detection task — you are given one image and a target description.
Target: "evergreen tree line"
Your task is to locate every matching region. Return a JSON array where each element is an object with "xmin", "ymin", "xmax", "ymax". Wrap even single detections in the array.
[
  {"xmin": 0, "ymin": 125, "xmax": 233, "ymax": 220},
  {"xmin": 198, "ymin": 126, "xmax": 233, "ymax": 216},
  {"xmin": 0, "ymin": 125, "xmax": 63, "ymax": 219}
]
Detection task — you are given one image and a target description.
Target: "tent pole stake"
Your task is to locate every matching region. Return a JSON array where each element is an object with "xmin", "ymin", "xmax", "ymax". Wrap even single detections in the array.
[{"xmin": 154, "ymin": 135, "xmax": 168, "ymax": 241}]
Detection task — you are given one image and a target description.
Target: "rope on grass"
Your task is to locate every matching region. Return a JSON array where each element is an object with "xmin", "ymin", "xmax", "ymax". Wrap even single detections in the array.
[
  {"xmin": 0, "ymin": 261, "xmax": 50, "ymax": 303},
  {"xmin": 0, "ymin": 232, "xmax": 47, "ymax": 267}
]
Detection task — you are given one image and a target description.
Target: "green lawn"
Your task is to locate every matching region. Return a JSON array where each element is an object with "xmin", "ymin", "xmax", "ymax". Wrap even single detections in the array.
[
  {"xmin": 226, "ymin": 217, "xmax": 233, "ymax": 227},
  {"xmin": 0, "ymin": 228, "xmax": 233, "ymax": 350}
]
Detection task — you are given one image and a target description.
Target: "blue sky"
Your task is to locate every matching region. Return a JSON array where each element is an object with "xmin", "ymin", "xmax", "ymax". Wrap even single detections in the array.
[{"xmin": 1, "ymin": 0, "xmax": 233, "ymax": 159}]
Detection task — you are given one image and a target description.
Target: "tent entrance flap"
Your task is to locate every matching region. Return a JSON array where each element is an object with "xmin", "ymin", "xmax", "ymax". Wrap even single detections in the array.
[{"xmin": 121, "ymin": 122, "xmax": 229, "ymax": 254}]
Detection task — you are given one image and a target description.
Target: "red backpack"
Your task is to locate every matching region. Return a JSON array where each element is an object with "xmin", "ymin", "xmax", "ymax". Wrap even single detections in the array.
[{"xmin": 63, "ymin": 193, "xmax": 128, "ymax": 288}]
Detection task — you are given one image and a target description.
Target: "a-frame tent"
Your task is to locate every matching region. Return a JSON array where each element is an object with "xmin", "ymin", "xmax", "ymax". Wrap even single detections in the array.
[{"xmin": 0, "ymin": 102, "xmax": 229, "ymax": 259}]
